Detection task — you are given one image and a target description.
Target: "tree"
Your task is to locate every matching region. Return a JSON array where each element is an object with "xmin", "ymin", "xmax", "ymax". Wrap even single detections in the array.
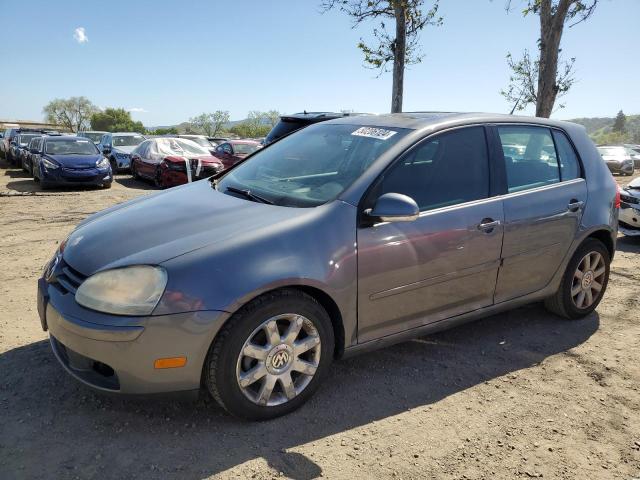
[
  {"xmin": 265, "ymin": 110, "xmax": 281, "ymax": 128},
  {"xmin": 152, "ymin": 127, "xmax": 179, "ymax": 135},
  {"xmin": 321, "ymin": 0, "xmax": 442, "ymax": 113},
  {"xmin": 43, "ymin": 97, "xmax": 99, "ymax": 132},
  {"xmin": 502, "ymin": 0, "xmax": 598, "ymax": 117},
  {"xmin": 189, "ymin": 111, "xmax": 231, "ymax": 137},
  {"xmin": 612, "ymin": 110, "xmax": 626, "ymax": 133},
  {"xmin": 228, "ymin": 111, "xmax": 276, "ymax": 138},
  {"xmin": 90, "ymin": 108, "xmax": 145, "ymax": 132}
]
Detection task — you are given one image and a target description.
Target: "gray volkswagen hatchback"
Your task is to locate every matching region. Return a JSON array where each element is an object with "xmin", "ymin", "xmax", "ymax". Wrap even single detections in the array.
[{"xmin": 38, "ymin": 113, "xmax": 618, "ymax": 420}]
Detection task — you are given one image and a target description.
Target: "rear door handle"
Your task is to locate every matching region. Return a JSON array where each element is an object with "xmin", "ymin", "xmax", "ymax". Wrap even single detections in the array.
[
  {"xmin": 567, "ymin": 200, "xmax": 584, "ymax": 212},
  {"xmin": 477, "ymin": 218, "xmax": 501, "ymax": 232}
]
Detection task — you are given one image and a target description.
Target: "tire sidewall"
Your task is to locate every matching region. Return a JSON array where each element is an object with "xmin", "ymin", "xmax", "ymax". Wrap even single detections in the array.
[
  {"xmin": 209, "ymin": 293, "xmax": 334, "ymax": 421},
  {"xmin": 561, "ymin": 239, "xmax": 610, "ymax": 319}
]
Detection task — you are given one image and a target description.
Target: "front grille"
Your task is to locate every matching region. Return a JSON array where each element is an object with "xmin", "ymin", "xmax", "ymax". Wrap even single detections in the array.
[{"xmin": 52, "ymin": 260, "xmax": 87, "ymax": 294}]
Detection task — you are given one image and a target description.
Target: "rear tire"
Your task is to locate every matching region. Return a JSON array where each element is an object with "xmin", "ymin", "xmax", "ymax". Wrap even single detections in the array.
[
  {"xmin": 204, "ymin": 289, "xmax": 334, "ymax": 421},
  {"xmin": 102, "ymin": 182, "xmax": 112, "ymax": 189},
  {"xmin": 544, "ymin": 238, "xmax": 610, "ymax": 319}
]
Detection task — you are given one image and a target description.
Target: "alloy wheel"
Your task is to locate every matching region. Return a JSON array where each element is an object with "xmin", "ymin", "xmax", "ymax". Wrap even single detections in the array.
[
  {"xmin": 571, "ymin": 251, "xmax": 606, "ymax": 309},
  {"xmin": 236, "ymin": 314, "xmax": 321, "ymax": 406}
]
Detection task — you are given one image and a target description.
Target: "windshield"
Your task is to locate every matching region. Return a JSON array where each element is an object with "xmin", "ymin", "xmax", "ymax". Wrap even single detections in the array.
[
  {"xmin": 598, "ymin": 147, "xmax": 627, "ymax": 157},
  {"xmin": 45, "ymin": 139, "xmax": 99, "ymax": 155},
  {"xmin": 233, "ymin": 143, "xmax": 260, "ymax": 155},
  {"xmin": 18, "ymin": 134, "xmax": 38, "ymax": 146},
  {"xmin": 183, "ymin": 137, "xmax": 211, "ymax": 148},
  {"xmin": 216, "ymin": 123, "xmax": 408, "ymax": 207},
  {"xmin": 81, "ymin": 132, "xmax": 104, "ymax": 143},
  {"xmin": 154, "ymin": 138, "xmax": 210, "ymax": 156},
  {"xmin": 113, "ymin": 135, "xmax": 145, "ymax": 147}
]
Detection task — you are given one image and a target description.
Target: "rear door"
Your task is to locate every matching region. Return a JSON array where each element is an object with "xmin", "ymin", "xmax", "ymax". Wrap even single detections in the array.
[
  {"xmin": 357, "ymin": 126, "xmax": 505, "ymax": 342},
  {"xmin": 493, "ymin": 125, "xmax": 586, "ymax": 303}
]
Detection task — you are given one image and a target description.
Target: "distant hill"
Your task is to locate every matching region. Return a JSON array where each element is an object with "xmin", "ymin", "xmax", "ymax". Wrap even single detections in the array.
[{"xmin": 569, "ymin": 113, "xmax": 640, "ymax": 144}]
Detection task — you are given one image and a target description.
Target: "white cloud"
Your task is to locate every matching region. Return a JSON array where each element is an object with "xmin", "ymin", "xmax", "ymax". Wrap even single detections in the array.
[
  {"xmin": 73, "ymin": 27, "xmax": 88, "ymax": 44},
  {"xmin": 127, "ymin": 107, "xmax": 148, "ymax": 113}
]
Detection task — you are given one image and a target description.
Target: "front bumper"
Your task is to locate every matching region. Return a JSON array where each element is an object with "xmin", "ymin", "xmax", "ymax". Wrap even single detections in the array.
[
  {"xmin": 42, "ymin": 166, "xmax": 112, "ymax": 186},
  {"xmin": 607, "ymin": 161, "xmax": 634, "ymax": 175},
  {"xmin": 113, "ymin": 155, "xmax": 131, "ymax": 170},
  {"xmin": 38, "ymin": 277, "xmax": 226, "ymax": 394},
  {"xmin": 619, "ymin": 201, "xmax": 640, "ymax": 235}
]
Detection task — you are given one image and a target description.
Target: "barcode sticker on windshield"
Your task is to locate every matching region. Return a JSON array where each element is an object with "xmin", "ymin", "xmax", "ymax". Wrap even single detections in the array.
[{"xmin": 351, "ymin": 127, "xmax": 397, "ymax": 140}]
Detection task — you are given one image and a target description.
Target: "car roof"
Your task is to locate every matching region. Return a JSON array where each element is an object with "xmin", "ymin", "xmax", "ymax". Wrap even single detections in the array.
[
  {"xmin": 230, "ymin": 139, "xmax": 259, "ymax": 144},
  {"xmin": 111, "ymin": 132, "xmax": 144, "ymax": 136},
  {"xmin": 324, "ymin": 111, "xmax": 582, "ymax": 132},
  {"xmin": 44, "ymin": 135, "xmax": 88, "ymax": 141}
]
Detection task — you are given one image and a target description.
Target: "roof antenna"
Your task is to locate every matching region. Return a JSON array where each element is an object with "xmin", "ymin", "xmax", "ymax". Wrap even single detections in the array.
[{"xmin": 304, "ymin": 110, "xmax": 307, "ymax": 114}]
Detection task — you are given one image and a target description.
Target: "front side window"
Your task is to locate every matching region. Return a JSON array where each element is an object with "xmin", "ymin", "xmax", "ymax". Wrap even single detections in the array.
[
  {"xmin": 377, "ymin": 126, "xmax": 490, "ymax": 212},
  {"xmin": 217, "ymin": 123, "xmax": 409, "ymax": 207},
  {"xmin": 223, "ymin": 144, "xmax": 232, "ymax": 154},
  {"xmin": 498, "ymin": 126, "xmax": 560, "ymax": 193}
]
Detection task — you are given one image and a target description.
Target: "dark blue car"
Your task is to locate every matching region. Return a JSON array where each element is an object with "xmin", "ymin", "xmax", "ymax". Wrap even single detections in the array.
[{"xmin": 31, "ymin": 136, "xmax": 113, "ymax": 189}]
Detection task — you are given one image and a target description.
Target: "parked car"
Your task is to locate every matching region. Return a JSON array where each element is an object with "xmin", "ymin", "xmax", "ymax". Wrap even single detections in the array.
[
  {"xmin": 130, "ymin": 137, "xmax": 223, "ymax": 188},
  {"xmin": 77, "ymin": 131, "xmax": 108, "ymax": 145},
  {"xmin": 31, "ymin": 135, "xmax": 112, "ymax": 189},
  {"xmin": 212, "ymin": 140, "xmax": 261, "ymax": 169},
  {"xmin": 618, "ymin": 178, "xmax": 640, "ymax": 236},
  {"xmin": 3, "ymin": 128, "xmax": 44, "ymax": 165},
  {"xmin": 597, "ymin": 145, "xmax": 635, "ymax": 176},
  {"xmin": 623, "ymin": 144, "xmax": 640, "ymax": 169},
  {"xmin": 22, "ymin": 136, "xmax": 43, "ymax": 175},
  {"xmin": 37, "ymin": 113, "xmax": 617, "ymax": 420},
  {"xmin": 264, "ymin": 111, "xmax": 368, "ymax": 145},
  {"xmin": 13, "ymin": 133, "xmax": 43, "ymax": 172},
  {"xmin": 98, "ymin": 132, "xmax": 146, "ymax": 172},
  {"xmin": 209, "ymin": 137, "xmax": 229, "ymax": 145}
]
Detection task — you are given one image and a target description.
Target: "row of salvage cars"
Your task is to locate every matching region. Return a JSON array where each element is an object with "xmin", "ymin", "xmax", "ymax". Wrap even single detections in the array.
[{"xmin": 1, "ymin": 127, "xmax": 261, "ymax": 189}]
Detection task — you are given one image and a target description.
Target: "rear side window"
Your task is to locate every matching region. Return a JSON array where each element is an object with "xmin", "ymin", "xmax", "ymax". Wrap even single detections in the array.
[
  {"xmin": 379, "ymin": 126, "xmax": 490, "ymax": 212},
  {"xmin": 498, "ymin": 126, "xmax": 559, "ymax": 193},
  {"xmin": 552, "ymin": 130, "xmax": 580, "ymax": 181}
]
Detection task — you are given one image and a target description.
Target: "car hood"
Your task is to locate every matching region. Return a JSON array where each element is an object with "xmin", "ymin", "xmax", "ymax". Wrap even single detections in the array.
[
  {"xmin": 112, "ymin": 145, "xmax": 136, "ymax": 154},
  {"xmin": 625, "ymin": 177, "xmax": 640, "ymax": 193},
  {"xmin": 47, "ymin": 154, "xmax": 102, "ymax": 168},
  {"xmin": 63, "ymin": 179, "xmax": 311, "ymax": 276}
]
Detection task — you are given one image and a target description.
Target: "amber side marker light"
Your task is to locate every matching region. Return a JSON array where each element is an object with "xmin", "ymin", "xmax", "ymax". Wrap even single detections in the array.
[{"xmin": 154, "ymin": 357, "xmax": 187, "ymax": 369}]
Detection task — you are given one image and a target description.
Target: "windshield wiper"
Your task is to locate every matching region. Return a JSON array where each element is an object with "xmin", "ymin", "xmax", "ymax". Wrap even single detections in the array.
[{"xmin": 225, "ymin": 185, "xmax": 274, "ymax": 205}]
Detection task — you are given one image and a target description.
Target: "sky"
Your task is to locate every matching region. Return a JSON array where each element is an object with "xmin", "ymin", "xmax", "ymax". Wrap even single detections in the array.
[{"xmin": 0, "ymin": 0, "xmax": 637, "ymax": 126}]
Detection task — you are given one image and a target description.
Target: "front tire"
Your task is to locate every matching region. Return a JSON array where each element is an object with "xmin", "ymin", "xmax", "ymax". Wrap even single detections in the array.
[
  {"xmin": 204, "ymin": 289, "xmax": 335, "ymax": 421},
  {"xmin": 544, "ymin": 238, "xmax": 610, "ymax": 319}
]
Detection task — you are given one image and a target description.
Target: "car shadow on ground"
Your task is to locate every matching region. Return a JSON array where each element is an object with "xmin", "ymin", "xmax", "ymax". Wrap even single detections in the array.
[
  {"xmin": 0, "ymin": 303, "xmax": 598, "ymax": 479},
  {"xmin": 616, "ymin": 234, "xmax": 640, "ymax": 254},
  {"xmin": 115, "ymin": 174, "xmax": 155, "ymax": 190}
]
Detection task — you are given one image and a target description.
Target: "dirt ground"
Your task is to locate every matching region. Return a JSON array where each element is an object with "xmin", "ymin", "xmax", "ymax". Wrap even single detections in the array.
[{"xmin": 0, "ymin": 159, "xmax": 639, "ymax": 480}]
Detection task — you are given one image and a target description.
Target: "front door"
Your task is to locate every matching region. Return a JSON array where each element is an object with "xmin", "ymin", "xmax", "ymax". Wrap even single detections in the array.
[
  {"xmin": 357, "ymin": 126, "xmax": 504, "ymax": 343},
  {"xmin": 493, "ymin": 125, "xmax": 586, "ymax": 303}
]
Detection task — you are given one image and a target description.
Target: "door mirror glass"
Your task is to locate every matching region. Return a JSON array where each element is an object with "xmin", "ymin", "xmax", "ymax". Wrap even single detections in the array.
[{"xmin": 367, "ymin": 193, "xmax": 419, "ymax": 222}]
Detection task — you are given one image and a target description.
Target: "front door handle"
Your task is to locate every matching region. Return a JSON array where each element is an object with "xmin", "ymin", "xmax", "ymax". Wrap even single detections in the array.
[
  {"xmin": 567, "ymin": 200, "xmax": 584, "ymax": 212},
  {"xmin": 477, "ymin": 218, "xmax": 501, "ymax": 233}
]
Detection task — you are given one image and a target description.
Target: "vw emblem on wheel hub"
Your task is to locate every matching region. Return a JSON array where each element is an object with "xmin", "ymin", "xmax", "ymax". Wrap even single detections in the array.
[
  {"xmin": 582, "ymin": 271, "xmax": 594, "ymax": 289},
  {"xmin": 266, "ymin": 344, "xmax": 293, "ymax": 374}
]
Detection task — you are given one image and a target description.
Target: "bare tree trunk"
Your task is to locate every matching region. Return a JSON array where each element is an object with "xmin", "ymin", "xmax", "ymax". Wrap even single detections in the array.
[
  {"xmin": 391, "ymin": 1, "xmax": 406, "ymax": 113},
  {"xmin": 536, "ymin": 0, "xmax": 571, "ymax": 117}
]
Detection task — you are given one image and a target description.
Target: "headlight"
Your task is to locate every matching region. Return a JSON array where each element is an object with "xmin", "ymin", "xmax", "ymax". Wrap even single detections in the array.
[
  {"xmin": 96, "ymin": 157, "xmax": 110, "ymax": 168},
  {"xmin": 41, "ymin": 157, "xmax": 59, "ymax": 169},
  {"xmin": 75, "ymin": 265, "xmax": 168, "ymax": 316}
]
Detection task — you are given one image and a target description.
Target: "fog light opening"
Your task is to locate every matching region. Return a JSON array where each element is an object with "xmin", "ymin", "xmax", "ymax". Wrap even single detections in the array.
[{"xmin": 92, "ymin": 361, "xmax": 115, "ymax": 378}]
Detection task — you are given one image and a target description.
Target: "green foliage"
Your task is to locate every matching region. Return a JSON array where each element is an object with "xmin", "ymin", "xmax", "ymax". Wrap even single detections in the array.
[
  {"xmin": 228, "ymin": 111, "xmax": 279, "ymax": 138},
  {"xmin": 323, "ymin": 0, "xmax": 442, "ymax": 74},
  {"xmin": 571, "ymin": 113, "xmax": 640, "ymax": 145},
  {"xmin": 189, "ymin": 111, "xmax": 231, "ymax": 137},
  {"xmin": 43, "ymin": 96, "xmax": 99, "ymax": 132},
  {"xmin": 90, "ymin": 108, "xmax": 145, "ymax": 133},
  {"xmin": 151, "ymin": 127, "xmax": 178, "ymax": 135},
  {"xmin": 612, "ymin": 110, "xmax": 626, "ymax": 133}
]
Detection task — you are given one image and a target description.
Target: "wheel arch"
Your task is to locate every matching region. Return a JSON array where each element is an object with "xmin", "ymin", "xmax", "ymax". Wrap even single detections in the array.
[{"xmin": 584, "ymin": 228, "xmax": 615, "ymax": 260}]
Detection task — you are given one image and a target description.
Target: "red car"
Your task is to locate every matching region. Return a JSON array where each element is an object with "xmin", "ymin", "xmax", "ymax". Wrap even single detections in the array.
[
  {"xmin": 130, "ymin": 137, "xmax": 224, "ymax": 188},
  {"xmin": 212, "ymin": 140, "xmax": 261, "ymax": 169}
]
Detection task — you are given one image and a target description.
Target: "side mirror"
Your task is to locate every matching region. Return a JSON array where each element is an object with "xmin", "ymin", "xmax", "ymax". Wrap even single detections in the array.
[{"xmin": 366, "ymin": 193, "xmax": 419, "ymax": 223}]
